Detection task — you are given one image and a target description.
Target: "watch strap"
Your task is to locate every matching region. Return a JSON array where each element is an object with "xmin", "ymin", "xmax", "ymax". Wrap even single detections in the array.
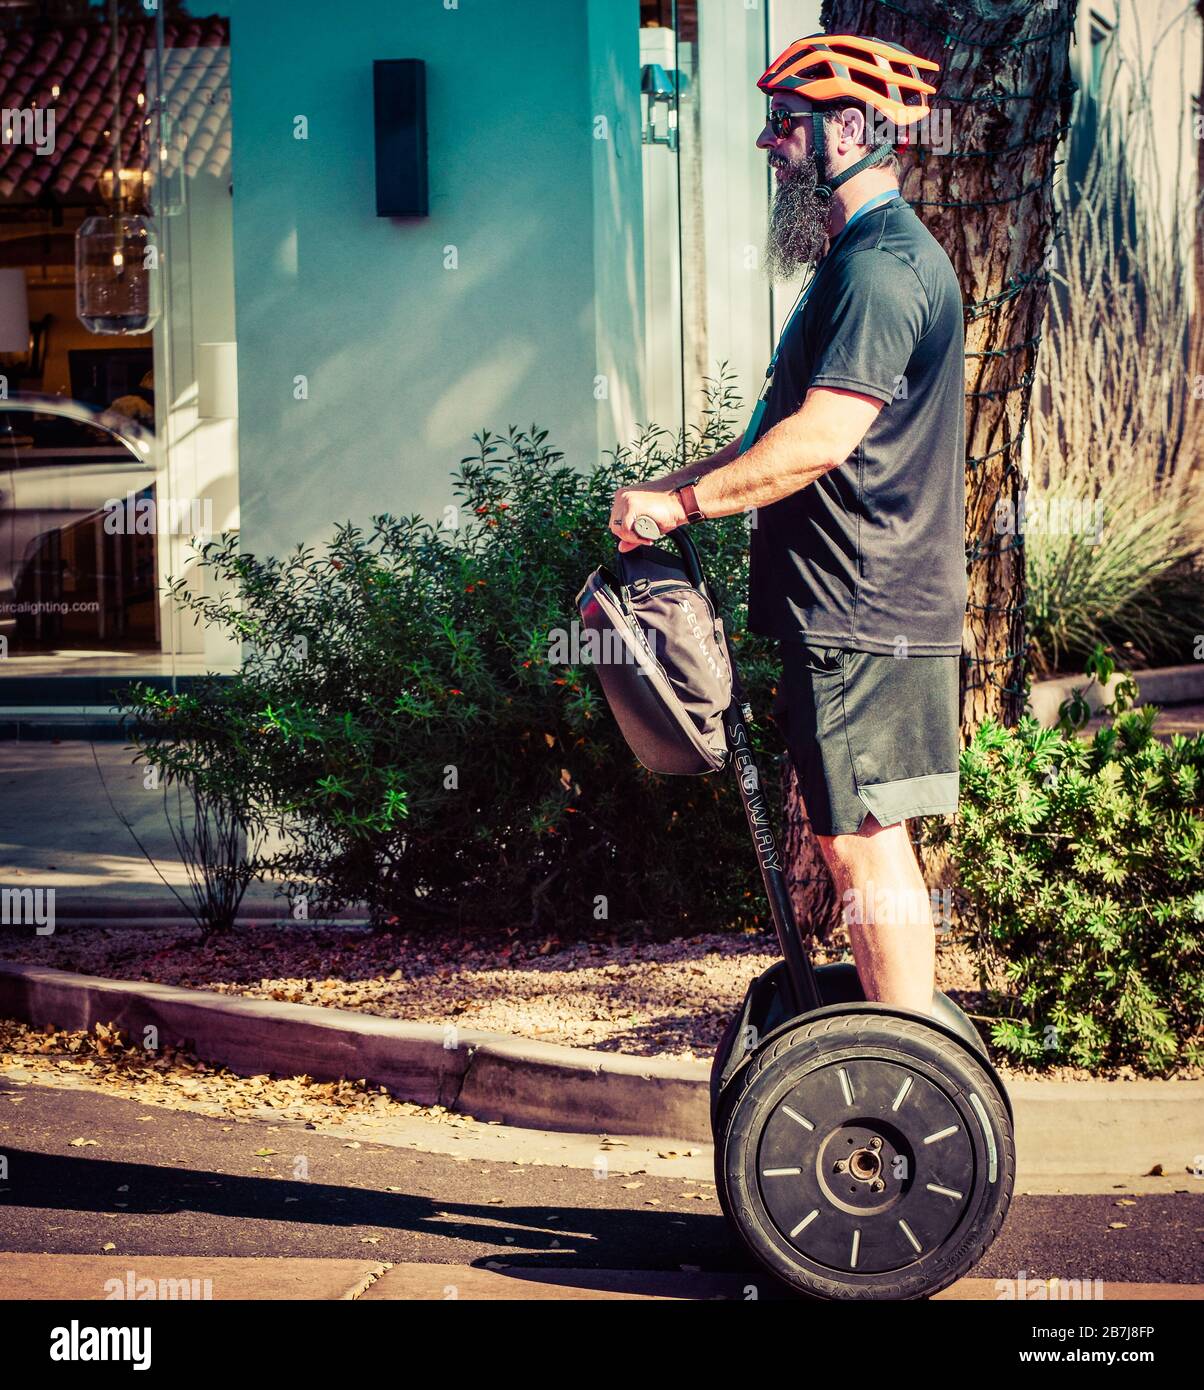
[{"xmin": 676, "ymin": 478, "xmax": 705, "ymax": 525}]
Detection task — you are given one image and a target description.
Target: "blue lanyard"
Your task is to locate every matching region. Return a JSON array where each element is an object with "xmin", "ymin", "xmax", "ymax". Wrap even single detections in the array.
[{"xmin": 739, "ymin": 190, "xmax": 902, "ymax": 454}]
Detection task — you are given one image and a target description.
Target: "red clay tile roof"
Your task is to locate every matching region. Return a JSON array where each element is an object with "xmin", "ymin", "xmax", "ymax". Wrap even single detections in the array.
[{"xmin": 0, "ymin": 15, "xmax": 230, "ymax": 204}]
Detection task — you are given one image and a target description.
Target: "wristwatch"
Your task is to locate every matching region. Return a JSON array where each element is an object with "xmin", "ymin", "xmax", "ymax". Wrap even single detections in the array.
[{"xmin": 673, "ymin": 475, "xmax": 706, "ymax": 525}]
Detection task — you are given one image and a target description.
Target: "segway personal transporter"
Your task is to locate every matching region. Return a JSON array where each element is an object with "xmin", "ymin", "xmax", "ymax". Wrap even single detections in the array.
[{"xmin": 576, "ymin": 520, "xmax": 1014, "ymax": 1301}]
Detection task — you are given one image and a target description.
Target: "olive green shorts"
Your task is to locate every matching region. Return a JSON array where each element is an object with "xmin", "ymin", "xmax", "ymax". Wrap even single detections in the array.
[{"xmin": 771, "ymin": 639, "xmax": 961, "ymax": 837}]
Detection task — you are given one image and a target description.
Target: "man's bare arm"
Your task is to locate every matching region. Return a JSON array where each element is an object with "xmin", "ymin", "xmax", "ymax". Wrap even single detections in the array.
[
  {"xmin": 607, "ymin": 387, "xmax": 883, "ymax": 551},
  {"xmin": 692, "ymin": 387, "xmax": 883, "ymax": 517},
  {"xmin": 642, "ymin": 435, "xmax": 744, "ymax": 493}
]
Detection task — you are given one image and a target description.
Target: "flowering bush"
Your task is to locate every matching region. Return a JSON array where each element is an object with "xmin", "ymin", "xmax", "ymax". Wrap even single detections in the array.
[{"xmin": 121, "ymin": 373, "xmax": 788, "ymax": 934}]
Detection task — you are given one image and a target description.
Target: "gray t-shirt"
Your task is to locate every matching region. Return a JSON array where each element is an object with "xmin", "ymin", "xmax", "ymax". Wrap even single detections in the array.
[{"xmin": 746, "ymin": 196, "xmax": 967, "ymax": 656}]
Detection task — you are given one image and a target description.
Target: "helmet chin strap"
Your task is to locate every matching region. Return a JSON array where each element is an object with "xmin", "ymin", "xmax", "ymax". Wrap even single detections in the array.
[{"xmin": 811, "ymin": 111, "xmax": 895, "ymax": 201}]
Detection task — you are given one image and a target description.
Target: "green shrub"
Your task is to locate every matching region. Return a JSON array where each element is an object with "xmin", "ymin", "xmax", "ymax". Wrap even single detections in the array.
[
  {"xmin": 104, "ymin": 719, "xmax": 262, "ymax": 938},
  {"xmin": 928, "ymin": 708, "xmax": 1204, "ymax": 1074},
  {"xmin": 121, "ymin": 372, "xmax": 789, "ymax": 935}
]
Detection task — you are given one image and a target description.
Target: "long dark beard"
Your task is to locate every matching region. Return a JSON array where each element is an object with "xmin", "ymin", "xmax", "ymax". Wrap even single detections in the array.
[{"xmin": 765, "ymin": 154, "xmax": 830, "ymax": 281}]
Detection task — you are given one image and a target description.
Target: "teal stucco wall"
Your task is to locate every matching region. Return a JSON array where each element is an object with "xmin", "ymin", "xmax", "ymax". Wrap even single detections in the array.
[{"xmin": 226, "ymin": 0, "xmax": 642, "ymax": 559}]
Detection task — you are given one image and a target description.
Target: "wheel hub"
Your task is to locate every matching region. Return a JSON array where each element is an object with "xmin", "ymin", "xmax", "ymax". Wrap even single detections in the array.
[
  {"xmin": 848, "ymin": 1147, "xmax": 880, "ymax": 1182},
  {"xmin": 755, "ymin": 1055, "xmax": 981, "ymax": 1274},
  {"xmin": 815, "ymin": 1123, "xmax": 906, "ymax": 1215}
]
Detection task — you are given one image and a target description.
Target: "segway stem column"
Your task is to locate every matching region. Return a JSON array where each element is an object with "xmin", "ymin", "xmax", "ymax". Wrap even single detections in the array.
[
  {"xmin": 721, "ymin": 698, "xmax": 822, "ymax": 1018},
  {"xmin": 656, "ymin": 522, "xmax": 822, "ymax": 1019}
]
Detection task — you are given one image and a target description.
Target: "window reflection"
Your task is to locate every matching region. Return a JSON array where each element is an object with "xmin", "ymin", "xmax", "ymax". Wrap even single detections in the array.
[{"xmin": 0, "ymin": 402, "xmax": 157, "ymax": 652}]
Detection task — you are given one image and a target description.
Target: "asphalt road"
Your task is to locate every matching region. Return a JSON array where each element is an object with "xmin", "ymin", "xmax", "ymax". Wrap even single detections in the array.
[{"xmin": 1, "ymin": 1081, "xmax": 1201, "ymax": 1286}]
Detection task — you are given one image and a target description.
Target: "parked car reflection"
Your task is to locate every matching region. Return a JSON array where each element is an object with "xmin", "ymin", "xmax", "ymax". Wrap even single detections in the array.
[{"xmin": 0, "ymin": 395, "xmax": 158, "ymax": 653}]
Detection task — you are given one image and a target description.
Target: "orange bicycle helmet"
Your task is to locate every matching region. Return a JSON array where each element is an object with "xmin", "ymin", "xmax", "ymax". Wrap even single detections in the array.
[{"xmin": 758, "ymin": 33, "xmax": 939, "ymax": 197}]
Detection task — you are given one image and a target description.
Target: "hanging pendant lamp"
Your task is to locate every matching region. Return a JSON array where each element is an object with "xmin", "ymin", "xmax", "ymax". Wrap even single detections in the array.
[{"xmin": 76, "ymin": 0, "xmax": 161, "ymax": 335}]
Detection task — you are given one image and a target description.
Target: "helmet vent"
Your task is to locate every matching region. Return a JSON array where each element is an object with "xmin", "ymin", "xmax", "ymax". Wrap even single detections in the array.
[{"xmin": 857, "ymin": 72, "xmax": 892, "ymax": 99}]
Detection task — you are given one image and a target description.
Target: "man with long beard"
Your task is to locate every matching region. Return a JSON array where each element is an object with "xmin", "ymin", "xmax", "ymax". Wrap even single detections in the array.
[{"xmin": 608, "ymin": 34, "xmax": 965, "ymax": 1020}]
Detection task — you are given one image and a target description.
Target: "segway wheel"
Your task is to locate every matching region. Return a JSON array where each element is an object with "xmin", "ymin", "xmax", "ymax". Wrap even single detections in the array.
[
  {"xmin": 710, "ymin": 1008, "xmax": 746, "ymax": 1227},
  {"xmin": 715, "ymin": 1011, "xmax": 1014, "ymax": 1301}
]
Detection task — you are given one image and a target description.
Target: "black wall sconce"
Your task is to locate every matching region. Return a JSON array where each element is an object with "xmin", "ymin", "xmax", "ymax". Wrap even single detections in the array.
[{"xmin": 373, "ymin": 59, "xmax": 428, "ymax": 217}]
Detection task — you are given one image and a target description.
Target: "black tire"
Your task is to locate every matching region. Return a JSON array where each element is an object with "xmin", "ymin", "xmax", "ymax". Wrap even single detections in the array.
[
  {"xmin": 709, "ymin": 960, "xmax": 799, "ymax": 1132},
  {"xmin": 710, "ymin": 1006, "xmax": 749, "ymax": 1228},
  {"xmin": 710, "ymin": 1006, "xmax": 744, "ymax": 1126},
  {"xmin": 711, "ymin": 965, "xmax": 884, "ymax": 1231},
  {"xmin": 715, "ymin": 1010, "xmax": 1014, "ymax": 1301}
]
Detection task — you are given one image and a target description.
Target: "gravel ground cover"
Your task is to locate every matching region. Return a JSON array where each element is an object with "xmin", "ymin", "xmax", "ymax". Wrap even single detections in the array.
[{"xmin": 3, "ymin": 919, "xmax": 1196, "ymax": 1081}]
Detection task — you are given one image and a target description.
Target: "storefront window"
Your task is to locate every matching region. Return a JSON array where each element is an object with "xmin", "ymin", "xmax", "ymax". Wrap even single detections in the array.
[{"xmin": 0, "ymin": 1, "xmax": 237, "ymax": 680}]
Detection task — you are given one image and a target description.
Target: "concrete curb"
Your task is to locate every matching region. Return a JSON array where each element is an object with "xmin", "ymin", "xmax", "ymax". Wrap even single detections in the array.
[
  {"xmin": 39, "ymin": 900, "xmax": 371, "ymax": 927},
  {"xmin": 0, "ymin": 960, "xmax": 707, "ymax": 1142},
  {"xmin": 1028, "ymin": 663, "xmax": 1204, "ymax": 727},
  {"xmin": 2, "ymin": 959, "xmax": 1203, "ymax": 1173}
]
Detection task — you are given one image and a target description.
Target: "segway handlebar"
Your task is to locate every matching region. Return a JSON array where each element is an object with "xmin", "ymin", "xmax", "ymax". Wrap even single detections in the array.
[{"xmin": 632, "ymin": 514, "xmax": 708, "ymax": 594}]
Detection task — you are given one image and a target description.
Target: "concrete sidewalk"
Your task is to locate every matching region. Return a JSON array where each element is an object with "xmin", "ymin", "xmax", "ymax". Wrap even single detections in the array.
[
  {"xmin": 3, "ymin": 1254, "xmax": 1199, "ymax": 1301},
  {"xmin": 0, "ymin": 741, "xmax": 325, "ymax": 918},
  {"xmin": 0, "ymin": 1253, "xmax": 385, "ymax": 1301}
]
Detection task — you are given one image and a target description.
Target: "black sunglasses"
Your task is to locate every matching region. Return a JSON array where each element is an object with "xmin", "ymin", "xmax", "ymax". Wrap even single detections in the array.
[{"xmin": 768, "ymin": 107, "xmax": 811, "ymax": 139}]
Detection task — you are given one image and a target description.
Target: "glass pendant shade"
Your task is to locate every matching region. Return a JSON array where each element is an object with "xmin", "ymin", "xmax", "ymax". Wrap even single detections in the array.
[{"xmin": 75, "ymin": 212, "xmax": 162, "ymax": 334}]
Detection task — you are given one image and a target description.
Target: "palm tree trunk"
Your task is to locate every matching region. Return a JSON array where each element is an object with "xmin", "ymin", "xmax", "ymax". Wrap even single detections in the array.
[
  {"xmin": 1192, "ymin": 4, "xmax": 1204, "ymax": 402},
  {"xmin": 781, "ymin": 751, "xmax": 844, "ymax": 944}
]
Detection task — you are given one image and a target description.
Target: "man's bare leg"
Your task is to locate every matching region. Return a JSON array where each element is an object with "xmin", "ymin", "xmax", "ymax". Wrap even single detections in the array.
[{"xmin": 815, "ymin": 812, "xmax": 936, "ymax": 1015}]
